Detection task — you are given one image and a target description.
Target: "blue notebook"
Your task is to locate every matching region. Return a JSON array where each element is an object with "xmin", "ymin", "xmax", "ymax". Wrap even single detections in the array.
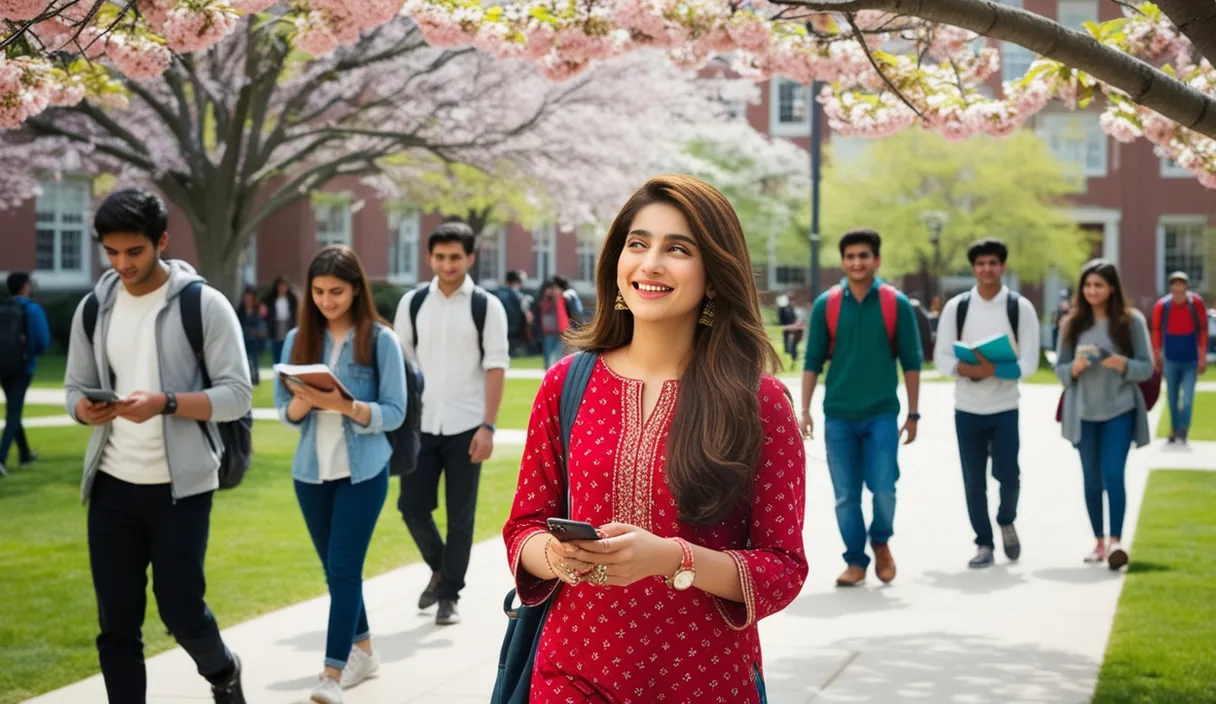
[{"xmin": 954, "ymin": 333, "xmax": 1021, "ymax": 378}]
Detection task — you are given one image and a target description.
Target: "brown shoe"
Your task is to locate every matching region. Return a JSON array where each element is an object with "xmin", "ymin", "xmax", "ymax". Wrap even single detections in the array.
[
  {"xmin": 873, "ymin": 542, "xmax": 896, "ymax": 583},
  {"xmin": 835, "ymin": 565, "xmax": 866, "ymax": 587}
]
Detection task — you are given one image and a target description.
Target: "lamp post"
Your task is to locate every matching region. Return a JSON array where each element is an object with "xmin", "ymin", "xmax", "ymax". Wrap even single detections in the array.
[
  {"xmin": 808, "ymin": 79, "xmax": 825, "ymax": 299},
  {"xmin": 920, "ymin": 210, "xmax": 948, "ymax": 303}
]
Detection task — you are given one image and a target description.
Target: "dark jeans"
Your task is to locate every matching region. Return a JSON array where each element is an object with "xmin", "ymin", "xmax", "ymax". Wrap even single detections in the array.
[
  {"xmin": 954, "ymin": 409, "xmax": 1020, "ymax": 549},
  {"xmin": 271, "ymin": 339, "xmax": 286, "ymax": 367},
  {"xmin": 0, "ymin": 372, "xmax": 33, "ymax": 465},
  {"xmin": 1078, "ymin": 411, "xmax": 1134, "ymax": 539},
  {"xmin": 295, "ymin": 470, "xmax": 388, "ymax": 668},
  {"xmin": 1163, "ymin": 360, "xmax": 1198, "ymax": 434},
  {"xmin": 399, "ymin": 428, "xmax": 482, "ymax": 601},
  {"xmin": 87, "ymin": 471, "xmax": 234, "ymax": 704}
]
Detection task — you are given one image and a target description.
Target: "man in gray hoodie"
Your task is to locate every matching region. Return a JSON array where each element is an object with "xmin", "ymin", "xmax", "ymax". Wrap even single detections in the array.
[{"xmin": 63, "ymin": 189, "xmax": 252, "ymax": 704}]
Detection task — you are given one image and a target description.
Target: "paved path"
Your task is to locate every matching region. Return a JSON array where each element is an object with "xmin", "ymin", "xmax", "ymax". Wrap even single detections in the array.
[{"xmin": 20, "ymin": 384, "xmax": 1216, "ymax": 704}]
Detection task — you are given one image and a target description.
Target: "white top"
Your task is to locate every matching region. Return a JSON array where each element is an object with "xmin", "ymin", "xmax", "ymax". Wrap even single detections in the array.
[
  {"xmin": 99, "ymin": 282, "xmax": 172, "ymax": 485},
  {"xmin": 275, "ymin": 296, "xmax": 291, "ymax": 322},
  {"xmin": 394, "ymin": 275, "xmax": 510, "ymax": 436},
  {"xmin": 933, "ymin": 285, "xmax": 1041, "ymax": 415},
  {"xmin": 314, "ymin": 332, "xmax": 352, "ymax": 482}
]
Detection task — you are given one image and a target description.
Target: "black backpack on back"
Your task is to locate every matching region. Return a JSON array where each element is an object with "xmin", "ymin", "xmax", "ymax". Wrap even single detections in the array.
[
  {"xmin": 0, "ymin": 299, "xmax": 29, "ymax": 377},
  {"xmin": 956, "ymin": 290, "xmax": 1022, "ymax": 344},
  {"xmin": 84, "ymin": 282, "xmax": 254, "ymax": 490}
]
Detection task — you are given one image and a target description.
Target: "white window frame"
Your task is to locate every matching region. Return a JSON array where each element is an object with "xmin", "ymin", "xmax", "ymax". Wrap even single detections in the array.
[
  {"xmin": 769, "ymin": 78, "xmax": 811, "ymax": 138},
  {"xmin": 991, "ymin": 0, "xmax": 1035, "ymax": 82},
  {"xmin": 314, "ymin": 197, "xmax": 352, "ymax": 248},
  {"xmin": 1039, "ymin": 113, "xmax": 1108, "ymax": 178},
  {"xmin": 34, "ymin": 177, "xmax": 93, "ymax": 289},
  {"xmin": 478, "ymin": 224, "xmax": 506, "ymax": 288},
  {"xmin": 576, "ymin": 231, "xmax": 598, "ymax": 286},
  {"xmin": 387, "ymin": 207, "xmax": 421, "ymax": 285},
  {"xmin": 1160, "ymin": 156, "xmax": 1194, "ymax": 179},
  {"xmin": 532, "ymin": 223, "xmax": 556, "ymax": 284},
  {"xmin": 1156, "ymin": 215, "xmax": 1208, "ymax": 294},
  {"xmin": 1057, "ymin": 0, "xmax": 1098, "ymax": 31}
]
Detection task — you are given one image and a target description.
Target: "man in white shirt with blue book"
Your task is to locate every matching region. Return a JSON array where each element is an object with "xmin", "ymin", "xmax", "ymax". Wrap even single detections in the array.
[{"xmin": 933, "ymin": 239, "xmax": 1040, "ymax": 569}]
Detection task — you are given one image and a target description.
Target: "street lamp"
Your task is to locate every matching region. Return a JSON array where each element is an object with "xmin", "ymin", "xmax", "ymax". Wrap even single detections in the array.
[
  {"xmin": 808, "ymin": 79, "xmax": 825, "ymax": 299},
  {"xmin": 920, "ymin": 210, "xmax": 948, "ymax": 303}
]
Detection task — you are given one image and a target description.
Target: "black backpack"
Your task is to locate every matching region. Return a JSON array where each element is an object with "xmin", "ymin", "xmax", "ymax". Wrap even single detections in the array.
[
  {"xmin": 0, "ymin": 299, "xmax": 29, "ymax": 377},
  {"xmin": 383, "ymin": 285, "xmax": 489, "ymax": 476},
  {"xmin": 84, "ymin": 282, "xmax": 254, "ymax": 490},
  {"xmin": 956, "ymin": 290, "xmax": 1022, "ymax": 344}
]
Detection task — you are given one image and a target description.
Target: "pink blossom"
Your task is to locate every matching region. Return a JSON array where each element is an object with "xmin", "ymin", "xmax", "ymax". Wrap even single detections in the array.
[
  {"xmin": 106, "ymin": 36, "xmax": 173, "ymax": 81},
  {"xmin": 1099, "ymin": 111, "xmax": 1140, "ymax": 144},
  {"xmin": 231, "ymin": 0, "xmax": 279, "ymax": 12},
  {"xmin": 137, "ymin": 0, "xmax": 173, "ymax": 32},
  {"xmin": 294, "ymin": 11, "xmax": 341, "ymax": 56},
  {"xmin": 163, "ymin": 5, "xmax": 239, "ymax": 54},
  {"xmin": 0, "ymin": 0, "xmax": 44, "ymax": 21}
]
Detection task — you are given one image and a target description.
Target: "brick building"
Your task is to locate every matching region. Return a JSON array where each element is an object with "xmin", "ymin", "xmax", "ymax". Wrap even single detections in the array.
[{"xmin": 1, "ymin": 0, "xmax": 1211, "ymax": 322}]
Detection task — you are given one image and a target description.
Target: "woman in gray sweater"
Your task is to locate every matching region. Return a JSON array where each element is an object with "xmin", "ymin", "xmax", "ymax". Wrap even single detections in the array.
[{"xmin": 1055, "ymin": 260, "xmax": 1153, "ymax": 571}]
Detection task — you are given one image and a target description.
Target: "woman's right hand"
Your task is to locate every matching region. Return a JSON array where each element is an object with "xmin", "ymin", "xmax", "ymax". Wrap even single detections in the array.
[
  {"xmin": 546, "ymin": 536, "xmax": 595, "ymax": 585},
  {"xmin": 1071, "ymin": 355, "xmax": 1090, "ymax": 378}
]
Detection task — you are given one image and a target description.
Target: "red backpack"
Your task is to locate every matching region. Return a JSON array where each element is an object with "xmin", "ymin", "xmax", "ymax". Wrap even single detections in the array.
[{"xmin": 825, "ymin": 283, "xmax": 899, "ymax": 357}]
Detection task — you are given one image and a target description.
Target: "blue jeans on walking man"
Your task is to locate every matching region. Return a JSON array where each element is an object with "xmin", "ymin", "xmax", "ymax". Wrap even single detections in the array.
[
  {"xmin": 954, "ymin": 409, "xmax": 1020, "ymax": 549},
  {"xmin": 1162, "ymin": 360, "xmax": 1198, "ymax": 437},
  {"xmin": 824, "ymin": 413, "xmax": 900, "ymax": 568}
]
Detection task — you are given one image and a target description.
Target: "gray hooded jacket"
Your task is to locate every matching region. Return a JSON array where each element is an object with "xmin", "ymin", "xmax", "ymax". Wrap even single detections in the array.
[{"xmin": 64, "ymin": 261, "xmax": 254, "ymax": 502}]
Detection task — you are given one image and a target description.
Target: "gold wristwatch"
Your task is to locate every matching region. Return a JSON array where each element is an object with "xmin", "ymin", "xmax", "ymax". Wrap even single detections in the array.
[{"xmin": 666, "ymin": 538, "xmax": 696, "ymax": 591}]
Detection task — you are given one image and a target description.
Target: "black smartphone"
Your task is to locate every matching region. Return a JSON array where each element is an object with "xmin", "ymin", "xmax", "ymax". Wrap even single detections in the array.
[
  {"xmin": 546, "ymin": 518, "xmax": 601, "ymax": 543},
  {"xmin": 83, "ymin": 389, "xmax": 123, "ymax": 404}
]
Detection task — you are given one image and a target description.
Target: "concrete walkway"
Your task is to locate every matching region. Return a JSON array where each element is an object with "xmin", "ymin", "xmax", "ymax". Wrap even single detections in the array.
[{"xmin": 19, "ymin": 384, "xmax": 1216, "ymax": 704}]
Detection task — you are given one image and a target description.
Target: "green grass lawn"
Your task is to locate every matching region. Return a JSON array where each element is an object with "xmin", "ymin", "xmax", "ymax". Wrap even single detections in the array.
[
  {"xmin": 0, "ymin": 423, "xmax": 524, "ymax": 703},
  {"xmin": 1, "ymin": 404, "xmax": 68, "ymax": 419},
  {"xmin": 1094, "ymin": 469, "xmax": 1216, "ymax": 704},
  {"xmin": 1155, "ymin": 391, "xmax": 1216, "ymax": 441}
]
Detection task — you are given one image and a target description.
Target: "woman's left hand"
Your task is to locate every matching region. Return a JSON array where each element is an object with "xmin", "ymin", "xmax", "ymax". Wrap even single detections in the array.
[
  {"xmin": 1101, "ymin": 354, "xmax": 1128, "ymax": 374},
  {"xmin": 288, "ymin": 380, "xmax": 349, "ymax": 414},
  {"xmin": 553, "ymin": 522, "xmax": 683, "ymax": 587}
]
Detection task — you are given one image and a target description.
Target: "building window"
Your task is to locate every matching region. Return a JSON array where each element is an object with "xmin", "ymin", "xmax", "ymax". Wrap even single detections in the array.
[
  {"xmin": 479, "ymin": 225, "xmax": 503, "ymax": 286},
  {"xmin": 774, "ymin": 266, "xmax": 808, "ymax": 287},
  {"xmin": 577, "ymin": 232, "xmax": 598, "ymax": 284},
  {"xmin": 1162, "ymin": 220, "xmax": 1207, "ymax": 293},
  {"xmin": 387, "ymin": 208, "xmax": 420, "ymax": 284},
  {"xmin": 315, "ymin": 199, "xmax": 352, "ymax": 247},
  {"xmin": 991, "ymin": 0, "xmax": 1036, "ymax": 81},
  {"xmin": 533, "ymin": 223, "xmax": 556, "ymax": 283},
  {"xmin": 769, "ymin": 78, "xmax": 810, "ymax": 137},
  {"xmin": 1040, "ymin": 113, "xmax": 1108, "ymax": 177},
  {"xmin": 35, "ymin": 178, "xmax": 91, "ymax": 280},
  {"xmin": 1160, "ymin": 156, "xmax": 1194, "ymax": 179},
  {"xmin": 242, "ymin": 234, "xmax": 258, "ymax": 286},
  {"xmin": 1057, "ymin": 0, "xmax": 1098, "ymax": 31}
]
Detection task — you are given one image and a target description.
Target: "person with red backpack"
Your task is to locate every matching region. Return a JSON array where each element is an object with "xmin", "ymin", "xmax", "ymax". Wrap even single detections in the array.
[
  {"xmin": 1151, "ymin": 271, "xmax": 1209, "ymax": 445},
  {"xmin": 800, "ymin": 229, "xmax": 923, "ymax": 588}
]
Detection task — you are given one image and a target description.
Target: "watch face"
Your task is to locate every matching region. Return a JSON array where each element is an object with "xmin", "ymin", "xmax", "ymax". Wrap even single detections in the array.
[{"xmin": 673, "ymin": 570, "xmax": 695, "ymax": 590}]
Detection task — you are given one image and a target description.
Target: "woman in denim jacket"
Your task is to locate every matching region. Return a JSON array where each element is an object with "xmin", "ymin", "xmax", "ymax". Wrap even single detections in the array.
[{"xmin": 274, "ymin": 245, "xmax": 407, "ymax": 704}]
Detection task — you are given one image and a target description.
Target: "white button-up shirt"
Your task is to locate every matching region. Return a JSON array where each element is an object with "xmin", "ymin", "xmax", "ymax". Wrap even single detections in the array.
[{"xmin": 394, "ymin": 276, "xmax": 510, "ymax": 436}]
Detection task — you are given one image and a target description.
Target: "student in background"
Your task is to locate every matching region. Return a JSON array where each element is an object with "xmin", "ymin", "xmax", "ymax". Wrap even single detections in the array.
[
  {"xmin": 1151, "ymin": 271, "xmax": 1208, "ymax": 445},
  {"xmin": 236, "ymin": 286, "xmax": 268, "ymax": 385},
  {"xmin": 264, "ymin": 276, "xmax": 299, "ymax": 365},
  {"xmin": 933, "ymin": 239, "xmax": 1040, "ymax": 569},
  {"xmin": 536, "ymin": 278, "xmax": 571, "ymax": 369},
  {"xmin": 274, "ymin": 245, "xmax": 407, "ymax": 704},
  {"xmin": 1055, "ymin": 259, "xmax": 1153, "ymax": 571},
  {"xmin": 0, "ymin": 272, "xmax": 51, "ymax": 476}
]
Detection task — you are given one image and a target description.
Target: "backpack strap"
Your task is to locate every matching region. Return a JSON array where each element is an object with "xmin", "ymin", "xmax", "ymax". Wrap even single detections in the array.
[
  {"xmin": 1189, "ymin": 293, "xmax": 1203, "ymax": 331},
  {"xmin": 558, "ymin": 351, "xmax": 597, "ymax": 515},
  {"xmin": 471, "ymin": 286, "xmax": 488, "ymax": 363},
  {"xmin": 825, "ymin": 286, "xmax": 844, "ymax": 357},
  {"xmin": 180, "ymin": 282, "xmax": 209, "ymax": 386},
  {"xmin": 878, "ymin": 283, "xmax": 898, "ymax": 356},
  {"xmin": 1006, "ymin": 291, "xmax": 1021, "ymax": 345},
  {"xmin": 955, "ymin": 291, "xmax": 971, "ymax": 342},
  {"xmin": 83, "ymin": 292, "xmax": 99, "ymax": 347},
  {"xmin": 408, "ymin": 286, "xmax": 430, "ymax": 350}
]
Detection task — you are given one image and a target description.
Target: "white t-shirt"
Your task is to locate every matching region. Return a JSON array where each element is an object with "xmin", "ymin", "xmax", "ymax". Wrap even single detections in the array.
[
  {"xmin": 99, "ymin": 282, "xmax": 172, "ymax": 485},
  {"xmin": 275, "ymin": 296, "xmax": 291, "ymax": 322},
  {"xmin": 314, "ymin": 332, "xmax": 352, "ymax": 482}
]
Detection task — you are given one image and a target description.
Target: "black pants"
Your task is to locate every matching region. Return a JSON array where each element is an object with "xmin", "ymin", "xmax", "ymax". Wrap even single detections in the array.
[
  {"xmin": 87, "ymin": 471, "xmax": 235, "ymax": 703},
  {"xmin": 0, "ymin": 372, "xmax": 32, "ymax": 465},
  {"xmin": 954, "ymin": 410, "xmax": 1020, "ymax": 549},
  {"xmin": 398, "ymin": 428, "xmax": 482, "ymax": 601}
]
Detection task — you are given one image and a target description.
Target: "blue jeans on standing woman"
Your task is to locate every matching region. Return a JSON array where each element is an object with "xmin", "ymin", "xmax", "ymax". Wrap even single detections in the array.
[
  {"xmin": 824, "ymin": 413, "xmax": 900, "ymax": 568},
  {"xmin": 295, "ymin": 469, "xmax": 389, "ymax": 669},
  {"xmin": 542, "ymin": 334, "xmax": 563, "ymax": 369},
  {"xmin": 1162, "ymin": 360, "xmax": 1198, "ymax": 435},
  {"xmin": 1077, "ymin": 411, "xmax": 1134, "ymax": 539}
]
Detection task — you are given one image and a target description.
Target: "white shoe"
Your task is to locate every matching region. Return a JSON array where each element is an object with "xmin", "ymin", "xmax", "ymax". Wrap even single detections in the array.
[
  {"xmin": 1083, "ymin": 546, "xmax": 1106, "ymax": 564},
  {"xmin": 340, "ymin": 645, "xmax": 381, "ymax": 688},
  {"xmin": 310, "ymin": 675, "xmax": 343, "ymax": 704}
]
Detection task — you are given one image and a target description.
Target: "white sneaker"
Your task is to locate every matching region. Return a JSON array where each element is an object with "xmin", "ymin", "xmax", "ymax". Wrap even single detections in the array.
[
  {"xmin": 340, "ymin": 645, "xmax": 381, "ymax": 688},
  {"xmin": 1083, "ymin": 546, "xmax": 1106, "ymax": 564},
  {"xmin": 310, "ymin": 675, "xmax": 343, "ymax": 704}
]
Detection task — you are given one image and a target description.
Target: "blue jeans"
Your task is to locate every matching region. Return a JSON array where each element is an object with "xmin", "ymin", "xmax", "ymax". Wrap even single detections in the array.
[
  {"xmin": 542, "ymin": 334, "xmax": 563, "ymax": 369},
  {"xmin": 295, "ymin": 469, "xmax": 388, "ymax": 669},
  {"xmin": 824, "ymin": 413, "xmax": 900, "ymax": 568},
  {"xmin": 1163, "ymin": 360, "xmax": 1198, "ymax": 434},
  {"xmin": 271, "ymin": 339, "xmax": 286, "ymax": 367},
  {"xmin": 0, "ymin": 372, "xmax": 33, "ymax": 465},
  {"xmin": 954, "ymin": 409, "xmax": 1020, "ymax": 549},
  {"xmin": 1077, "ymin": 411, "xmax": 1134, "ymax": 539}
]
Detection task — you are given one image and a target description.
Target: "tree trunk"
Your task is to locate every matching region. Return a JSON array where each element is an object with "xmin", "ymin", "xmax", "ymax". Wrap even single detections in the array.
[{"xmin": 191, "ymin": 225, "xmax": 247, "ymax": 303}]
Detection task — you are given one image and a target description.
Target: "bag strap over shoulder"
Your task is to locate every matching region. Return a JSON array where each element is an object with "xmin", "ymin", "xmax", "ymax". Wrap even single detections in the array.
[
  {"xmin": 558, "ymin": 351, "xmax": 598, "ymax": 516},
  {"xmin": 180, "ymin": 282, "xmax": 208, "ymax": 385}
]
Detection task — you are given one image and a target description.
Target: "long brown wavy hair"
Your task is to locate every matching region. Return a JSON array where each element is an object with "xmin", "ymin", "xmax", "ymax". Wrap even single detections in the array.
[
  {"xmin": 1062, "ymin": 258, "xmax": 1133, "ymax": 354},
  {"xmin": 291, "ymin": 245, "xmax": 387, "ymax": 366},
  {"xmin": 567, "ymin": 174, "xmax": 782, "ymax": 526}
]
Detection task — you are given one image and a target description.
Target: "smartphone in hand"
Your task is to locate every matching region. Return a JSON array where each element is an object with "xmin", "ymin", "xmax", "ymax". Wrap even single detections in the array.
[
  {"xmin": 546, "ymin": 518, "xmax": 602, "ymax": 542},
  {"xmin": 83, "ymin": 389, "xmax": 124, "ymax": 404}
]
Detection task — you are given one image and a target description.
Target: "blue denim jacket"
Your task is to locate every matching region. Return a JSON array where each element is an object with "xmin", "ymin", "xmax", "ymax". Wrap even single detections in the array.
[{"xmin": 274, "ymin": 324, "xmax": 407, "ymax": 484}]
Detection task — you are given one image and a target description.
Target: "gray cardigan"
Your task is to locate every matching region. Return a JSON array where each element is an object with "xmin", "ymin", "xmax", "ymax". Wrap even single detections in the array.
[{"xmin": 1054, "ymin": 309, "xmax": 1154, "ymax": 448}]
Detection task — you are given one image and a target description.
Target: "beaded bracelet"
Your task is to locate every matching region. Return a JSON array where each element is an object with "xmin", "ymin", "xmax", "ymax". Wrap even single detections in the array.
[{"xmin": 542, "ymin": 535, "xmax": 558, "ymax": 579}]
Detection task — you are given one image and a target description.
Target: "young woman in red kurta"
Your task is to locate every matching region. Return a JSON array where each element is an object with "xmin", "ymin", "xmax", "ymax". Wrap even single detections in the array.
[{"xmin": 503, "ymin": 175, "xmax": 808, "ymax": 703}]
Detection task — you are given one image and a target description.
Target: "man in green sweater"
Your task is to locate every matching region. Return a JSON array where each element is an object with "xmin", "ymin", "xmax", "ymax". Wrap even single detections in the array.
[{"xmin": 800, "ymin": 229, "xmax": 923, "ymax": 587}]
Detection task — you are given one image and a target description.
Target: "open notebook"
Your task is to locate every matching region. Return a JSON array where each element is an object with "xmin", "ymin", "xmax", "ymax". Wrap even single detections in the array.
[{"xmin": 274, "ymin": 364, "xmax": 354, "ymax": 400}]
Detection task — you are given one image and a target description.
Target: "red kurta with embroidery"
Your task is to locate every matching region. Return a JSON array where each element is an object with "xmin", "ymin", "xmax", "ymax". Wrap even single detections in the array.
[{"xmin": 503, "ymin": 355, "xmax": 808, "ymax": 704}]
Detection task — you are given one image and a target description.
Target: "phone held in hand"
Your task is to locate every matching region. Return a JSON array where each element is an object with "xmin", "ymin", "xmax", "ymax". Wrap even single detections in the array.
[
  {"xmin": 83, "ymin": 389, "xmax": 124, "ymax": 404},
  {"xmin": 1077, "ymin": 344, "xmax": 1111, "ymax": 363},
  {"xmin": 546, "ymin": 518, "xmax": 602, "ymax": 542}
]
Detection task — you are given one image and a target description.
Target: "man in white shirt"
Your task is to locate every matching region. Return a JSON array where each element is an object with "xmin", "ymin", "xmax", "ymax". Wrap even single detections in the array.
[
  {"xmin": 393, "ymin": 221, "xmax": 509, "ymax": 626},
  {"xmin": 932, "ymin": 239, "xmax": 1040, "ymax": 570}
]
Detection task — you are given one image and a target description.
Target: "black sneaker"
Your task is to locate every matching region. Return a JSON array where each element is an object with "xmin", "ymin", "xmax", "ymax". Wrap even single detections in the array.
[
  {"xmin": 435, "ymin": 599, "xmax": 460, "ymax": 626},
  {"xmin": 418, "ymin": 571, "xmax": 441, "ymax": 610},
  {"xmin": 211, "ymin": 653, "xmax": 246, "ymax": 704},
  {"xmin": 1001, "ymin": 524, "xmax": 1021, "ymax": 561}
]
